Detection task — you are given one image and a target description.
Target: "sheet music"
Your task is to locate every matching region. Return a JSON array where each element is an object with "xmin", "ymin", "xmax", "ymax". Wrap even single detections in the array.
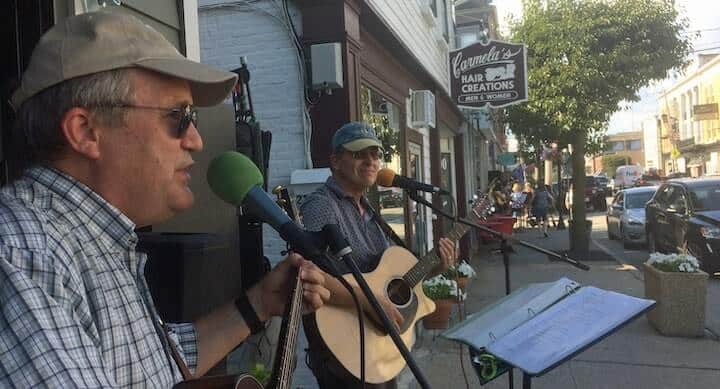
[
  {"xmin": 486, "ymin": 286, "xmax": 655, "ymax": 375},
  {"xmin": 443, "ymin": 277, "xmax": 579, "ymax": 350}
]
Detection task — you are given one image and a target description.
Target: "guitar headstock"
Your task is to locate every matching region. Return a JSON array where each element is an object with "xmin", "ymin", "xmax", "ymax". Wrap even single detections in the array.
[
  {"xmin": 469, "ymin": 193, "xmax": 494, "ymax": 222},
  {"xmin": 272, "ymin": 185, "xmax": 300, "ymax": 223}
]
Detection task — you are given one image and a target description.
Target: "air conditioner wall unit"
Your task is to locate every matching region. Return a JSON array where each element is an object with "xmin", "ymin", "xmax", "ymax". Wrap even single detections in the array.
[{"xmin": 411, "ymin": 90, "xmax": 436, "ymax": 128}]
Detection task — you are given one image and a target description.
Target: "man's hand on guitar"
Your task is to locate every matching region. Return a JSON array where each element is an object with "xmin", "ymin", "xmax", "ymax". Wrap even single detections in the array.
[
  {"xmin": 431, "ymin": 237, "xmax": 457, "ymax": 276},
  {"xmin": 363, "ymin": 293, "xmax": 404, "ymax": 331},
  {"xmin": 249, "ymin": 253, "xmax": 331, "ymax": 319}
]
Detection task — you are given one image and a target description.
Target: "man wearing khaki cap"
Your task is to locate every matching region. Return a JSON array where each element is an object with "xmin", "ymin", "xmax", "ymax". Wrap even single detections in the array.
[{"xmin": 0, "ymin": 11, "xmax": 329, "ymax": 387}]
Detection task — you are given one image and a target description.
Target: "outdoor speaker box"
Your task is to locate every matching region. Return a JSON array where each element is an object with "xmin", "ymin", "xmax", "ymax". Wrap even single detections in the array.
[
  {"xmin": 311, "ymin": 42, "xmax": 343, "ymax": 90},
  {"xmin": 139, "ymin": 232, "xmax": 240, "ymax": 322}
]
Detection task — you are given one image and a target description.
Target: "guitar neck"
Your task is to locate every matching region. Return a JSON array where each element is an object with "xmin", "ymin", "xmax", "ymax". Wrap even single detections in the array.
[
  {"xmin": 403, "ymin": 220, "xmax": 472, "ymax": 288},
  {"xmin": 267, "ymin": 274, "xmax": 303, "ymax": 389},
  {"xmin": 267, "ymin": 188, "xmax": 305, "ymax": 389}
]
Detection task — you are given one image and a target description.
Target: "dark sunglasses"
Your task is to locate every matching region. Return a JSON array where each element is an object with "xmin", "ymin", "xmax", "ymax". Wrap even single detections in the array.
[
  {"xmin": 347, "ymin": 147, "xmax": 382, "ymax": 161},
  {"xmin": 99, "ymin": 104, "xmax": 198, "ymax": 138}
]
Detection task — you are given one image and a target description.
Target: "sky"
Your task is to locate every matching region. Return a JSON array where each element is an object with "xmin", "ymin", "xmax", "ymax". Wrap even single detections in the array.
[{"xmin": 493, "ymin": 0, "xmax": 720, "ymax": 134}]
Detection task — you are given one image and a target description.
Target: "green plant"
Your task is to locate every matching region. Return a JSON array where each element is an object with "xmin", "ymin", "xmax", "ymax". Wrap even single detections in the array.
[
  {"xmin": 422, "ymin": 275, "xmax": 460, "ymax": 300},
  {"xmin": 249, "ymin": 363, "xmax": 271, "ymax": 385},
  {"xmin": 602, "ymin": 154, "xmax": 630, "ymax": 177},
  {"xmin": 441, "ymin": 266, "xmax": 458, "ymax": 279}
]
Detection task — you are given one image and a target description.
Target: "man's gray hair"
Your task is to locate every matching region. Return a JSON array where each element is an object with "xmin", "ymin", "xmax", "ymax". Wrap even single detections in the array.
[{"xmin": 10, "ymin": 68, "xmax": 134, "ymax": 176}]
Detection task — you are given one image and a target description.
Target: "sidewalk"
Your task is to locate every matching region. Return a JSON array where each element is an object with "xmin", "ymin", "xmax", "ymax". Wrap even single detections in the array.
[{"xmin": 397, "ymin": 226, "xmax": 720, "ymax": 389}]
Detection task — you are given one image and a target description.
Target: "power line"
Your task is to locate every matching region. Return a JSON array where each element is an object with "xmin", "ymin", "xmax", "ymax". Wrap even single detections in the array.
[
  {"xmin": 682, "ymin": 26, "xmax": 720, "ymax": 34},
  {"xmin": 693, "ymin": 46, "xmax": 720, "ymax": 52},
  {"xmin": 694, "ymin": 41, "xmax": 720, "ymax": 49}
]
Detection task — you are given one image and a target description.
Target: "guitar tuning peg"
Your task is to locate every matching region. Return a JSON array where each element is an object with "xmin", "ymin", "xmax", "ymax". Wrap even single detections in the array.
[{"xmin": 272, "ymin": 185, "xmax": 284, "ymax": 195}]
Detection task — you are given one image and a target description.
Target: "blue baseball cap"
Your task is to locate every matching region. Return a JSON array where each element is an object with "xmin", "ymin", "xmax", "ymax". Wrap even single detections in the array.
[{"xmin": 331, "ymin": 122, "xmax": 384, "ymax": 152}]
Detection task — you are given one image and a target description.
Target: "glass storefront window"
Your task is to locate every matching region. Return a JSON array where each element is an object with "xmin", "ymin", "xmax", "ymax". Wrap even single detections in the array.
[{"xmin": 361, "ymin": 85, "xmax": 407, "ymax": 243}]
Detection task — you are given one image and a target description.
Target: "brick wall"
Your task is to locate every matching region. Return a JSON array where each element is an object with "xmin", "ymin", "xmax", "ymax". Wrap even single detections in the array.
[{"xmin": 199, "ymin": 0, "xmax": 308, "ymax": 263}]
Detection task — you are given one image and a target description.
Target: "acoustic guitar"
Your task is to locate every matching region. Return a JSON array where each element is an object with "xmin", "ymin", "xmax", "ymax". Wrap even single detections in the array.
[
  {"xmin": 308, "ymin": 196, "xmax": 492, "ymax": 383},
  {"xmin": 173, "ymin": 186, "xmax": 305, "ymax": 389}
]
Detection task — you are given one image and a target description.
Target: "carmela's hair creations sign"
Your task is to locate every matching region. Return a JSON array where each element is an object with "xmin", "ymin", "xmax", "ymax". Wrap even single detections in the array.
[{"xmin": 450, "ymin": 40, "xmax": 528, "ymax": 109}]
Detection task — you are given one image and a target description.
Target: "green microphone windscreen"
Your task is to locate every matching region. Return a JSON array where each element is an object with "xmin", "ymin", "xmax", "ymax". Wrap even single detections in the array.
[{"xmin": 207, "ymin": 151, "xmax": 264, "ymax": 205}]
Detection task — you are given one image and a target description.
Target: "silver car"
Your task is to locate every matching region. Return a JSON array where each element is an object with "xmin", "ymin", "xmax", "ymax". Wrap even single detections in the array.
[{"xmin": 607, "ymin": 186, "xmax": 658, "ymax": 248}]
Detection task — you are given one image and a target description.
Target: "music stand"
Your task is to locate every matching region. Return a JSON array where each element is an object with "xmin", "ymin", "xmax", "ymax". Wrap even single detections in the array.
[{"xmin": 443, "ymin": 279, "xmax": 656, "ymax": 387}]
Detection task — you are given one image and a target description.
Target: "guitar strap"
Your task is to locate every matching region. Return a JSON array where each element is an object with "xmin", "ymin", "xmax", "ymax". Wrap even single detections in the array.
[
  {"xmin": 327, "ymin": 190, "xmax": 410, "ymax": 253},
  {"xmin": 163, "ymin": 324, "xmax": 194, "ymax": 380},
  {"xmin": 369, "ymin": 205, "xmax": 410, "ymax": 251}
]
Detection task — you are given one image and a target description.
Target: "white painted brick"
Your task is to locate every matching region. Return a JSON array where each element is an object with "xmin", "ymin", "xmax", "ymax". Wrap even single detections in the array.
[{"xmin": 199, "ymin": 1, "xmax": 307, "ymax": 263}]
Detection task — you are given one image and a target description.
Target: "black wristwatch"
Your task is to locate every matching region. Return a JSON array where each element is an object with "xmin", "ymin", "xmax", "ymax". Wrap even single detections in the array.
[{"xmin": 234, "ymin": 293, "xmax": 266, "ymax": 335}]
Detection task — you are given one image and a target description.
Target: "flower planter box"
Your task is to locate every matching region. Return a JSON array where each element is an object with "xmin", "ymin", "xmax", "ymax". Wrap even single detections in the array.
[
  {"xmin": 643, "ymin": 263, "xmax": 708, "ymax": 337},
  {"xmin": 456, "ymin": 276, "xmax": 469, "ymax": 291},
  {"xmin": 422, "ymin": 298, "xmax": 455, "ymax": 329}
]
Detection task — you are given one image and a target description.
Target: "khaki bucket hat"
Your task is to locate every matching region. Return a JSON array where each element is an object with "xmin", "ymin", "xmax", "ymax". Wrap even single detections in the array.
[{"xmin": 11, "ymin": 11, "xmax": 237, "ymax": 109}]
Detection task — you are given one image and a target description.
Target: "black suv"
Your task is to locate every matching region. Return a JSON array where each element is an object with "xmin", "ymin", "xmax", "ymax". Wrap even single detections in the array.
[
  {"xmin": 586, "ymin": 176, "xmax": 609, "ymax": 211},
  {"xmin": 645, "ymin": 178, "xmax": 720, "ymax": 273}
]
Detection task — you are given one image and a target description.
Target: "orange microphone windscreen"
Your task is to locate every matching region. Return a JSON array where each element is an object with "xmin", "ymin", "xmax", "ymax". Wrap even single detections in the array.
[{"xmin": 377, "ymin": 168, "xmax": 397, "ymax": 187}]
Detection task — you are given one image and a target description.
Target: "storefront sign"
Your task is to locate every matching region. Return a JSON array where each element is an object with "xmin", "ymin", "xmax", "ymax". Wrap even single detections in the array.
[
  {"xmin": 693, "ymin": 103, "xmax": 718, "ymax": 121},
  {"xmin": 497, "ymin": 152, "xmax": 517, "ymax": 166},
  {"xmin": 449, "ymin": 40, "xmax": 528, "ymax": 109}
]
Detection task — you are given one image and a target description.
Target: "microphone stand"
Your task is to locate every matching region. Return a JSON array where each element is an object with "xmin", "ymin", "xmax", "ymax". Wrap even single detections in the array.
[
  {"xmin": 321, "ymin": 224, "xmax": 433, "ymax": 389},
  {"xmin": 406, "ymin": 190, "xmax": 589, "ymax": 271}
]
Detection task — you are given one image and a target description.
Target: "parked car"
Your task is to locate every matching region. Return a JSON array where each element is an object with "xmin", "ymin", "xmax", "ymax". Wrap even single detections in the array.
[
  {"xmin": 634, "ymin": 173, "xmax": 663, "ymax": 187},
  {"xmin": 586, "ymin": 176, "xmax": 609, "ymax": 210},
  {"xmin": 565, "ymin": 176, "xmax": 609, "ymax": 211},
  {"xmin": 645, "ymin": 178, "xmax": 720, "ymax": 273},
  {"xmin": 612, "ymin": 165, "xmax": 642, "ymax": 192},
  {"xmin": 594, "ymin": 175, "xmax": 610, "ymax": 192},
  {"xmin": 607, "ymin": 186, "xmax": 657, "ymax": 248},
  {"xmin": 666, "ymin": 171, "xmax": 688, "ymax": 179},
  {"xmin": 379, "ymin": 189, "xmax": 403, "ymax": 208}
]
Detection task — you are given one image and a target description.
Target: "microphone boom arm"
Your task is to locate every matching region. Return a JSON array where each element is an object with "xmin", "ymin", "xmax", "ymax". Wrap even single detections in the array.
[{"xmin": 406, "ymin": 190, "xmax": 589, "ymax": 271}]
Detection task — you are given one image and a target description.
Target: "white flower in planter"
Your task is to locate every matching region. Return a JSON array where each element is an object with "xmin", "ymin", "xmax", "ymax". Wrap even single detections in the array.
[
  {"xmin": 456, "ymin": 260, "xmax": 477, "ymax": 278},
  {"xmin": 646, "ymin": 252, "xmax": 701, "ymax": 273},
  {"xmin": 422, "ymin": 275, "xmax": 465, "ymax": 300}
]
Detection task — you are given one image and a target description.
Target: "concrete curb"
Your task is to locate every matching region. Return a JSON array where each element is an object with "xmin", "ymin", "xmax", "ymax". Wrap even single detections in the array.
[{"xmin": 590, "ymin": 235, "xmax": 645, "ymax": 282}]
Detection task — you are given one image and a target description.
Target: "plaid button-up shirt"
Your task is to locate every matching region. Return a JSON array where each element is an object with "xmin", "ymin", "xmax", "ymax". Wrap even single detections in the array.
[
  {"xmin": 0, "ymin": 166, "xmax": 196, "ymax": 388},
  {"xmin": 300, "ymin": 176, "xmax": 391, "ymax": 274}
]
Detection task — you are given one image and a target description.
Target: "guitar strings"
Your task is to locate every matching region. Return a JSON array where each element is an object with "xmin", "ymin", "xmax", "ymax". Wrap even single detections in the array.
[{"xmin": 278, "ymin": 276, "xmax": 303, "ymax": 388}]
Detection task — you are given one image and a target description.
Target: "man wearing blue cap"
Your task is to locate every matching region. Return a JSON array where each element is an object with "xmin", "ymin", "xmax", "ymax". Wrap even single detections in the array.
[{"xmin": 300, "ymin": 122, "xmax": 456, "ymax": 388}]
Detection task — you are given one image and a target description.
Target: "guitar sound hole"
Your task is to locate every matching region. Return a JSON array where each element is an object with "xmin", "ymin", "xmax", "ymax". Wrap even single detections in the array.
[{"xmin": 386, "ymin": 278, "xmax": 412, "ymax": 306}]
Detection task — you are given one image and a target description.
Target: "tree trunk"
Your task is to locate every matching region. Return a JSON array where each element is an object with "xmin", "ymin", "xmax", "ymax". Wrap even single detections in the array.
[{"xmin": 570, "ymin": 130, "xmax": 589, "ymax": 256}]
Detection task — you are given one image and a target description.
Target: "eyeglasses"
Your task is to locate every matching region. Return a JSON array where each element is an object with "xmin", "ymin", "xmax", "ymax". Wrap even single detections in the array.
[
  {"xmin": 348, "ymin": 147, "xmax": 382, "ymax": 161},
  {"xmin": 97, "ymin": 104, "xmax": 198, "ymax": 138}
]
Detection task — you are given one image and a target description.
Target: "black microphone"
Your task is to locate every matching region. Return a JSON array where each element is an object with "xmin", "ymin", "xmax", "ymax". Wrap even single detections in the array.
[
  {"xmin": 206, "ymin": 151, "xmax": 324, "ymax": 260},
  {"xmin": 377, "ymin": 168, "xmax": 449, "ymax": 194}
]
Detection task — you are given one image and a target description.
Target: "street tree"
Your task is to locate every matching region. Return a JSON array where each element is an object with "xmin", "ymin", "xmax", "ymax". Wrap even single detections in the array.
[{"xmin": 506, "ymin": 0, "xmax": 693, "ymax": 255}]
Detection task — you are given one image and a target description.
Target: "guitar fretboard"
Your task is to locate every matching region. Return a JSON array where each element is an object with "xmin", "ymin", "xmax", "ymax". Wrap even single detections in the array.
[{"xmin": 402, "ymin": 199, "xmax": 489, "ymax": 287}]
